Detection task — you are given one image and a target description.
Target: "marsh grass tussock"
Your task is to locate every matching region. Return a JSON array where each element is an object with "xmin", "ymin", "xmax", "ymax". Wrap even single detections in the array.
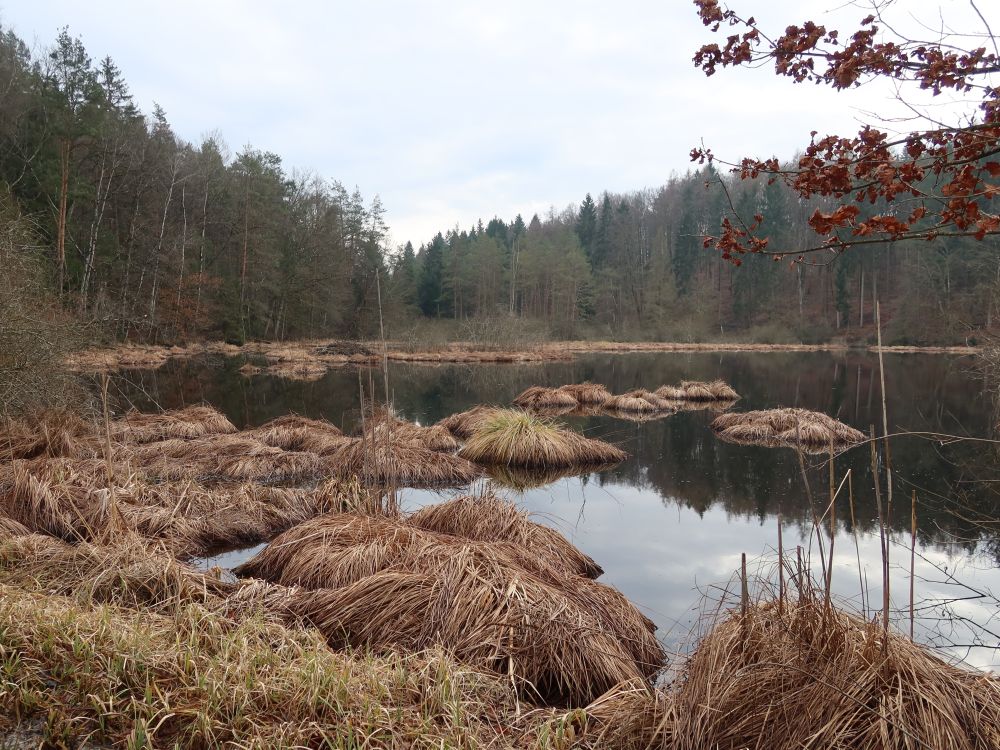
[
  {"xmin": 603, "ymin": 393, "xmax": 661, "ymax": 413},
  {"xmin": 671, "ymin": 594, "xmax": 1000, "ymax": 750},
  {"xmin": 436, "ymin": 405, "xmax": 505, "ymax": 438},
  {"xmin": 656, "ymin": 379, "xmax": 740, "ymax": 402},
  {"xmin": 247, "ymin": 413, "xmax": 349, "ymax": 455},
  {"xmin": 0, "ymin": 409, "xmax": 102, "ymax": 461},
  {"xmin": 359, "ymin": 410, "xmax": 460, "ymax": 452},
  {"xmin": 512, "ymin": 385, "xmax": 580, "ymax": 410},
  {"xmin": 330, "ymin": 438, "xmax": 482, "ymax": 486},
  {"xmin": 555, "ymin": 382, "xmax": 613, "ymax": 405},
  {"xmin": 407, "ymin": 492, "xmax": 603, "ymax": 578},
  {"xmin": 110, "ymin": 404, "xmax": 237, "ymax": 444},
  {"xmin": 711, "ymin": 408, "xmax": 866, "ymax": 449},
  {"xmin": 237, "ymin": 514, "xmax": 661, "ymax": 703},
  {"xmin": 458, "ymin": 409, "xmax": 627, "ymax": 468}
]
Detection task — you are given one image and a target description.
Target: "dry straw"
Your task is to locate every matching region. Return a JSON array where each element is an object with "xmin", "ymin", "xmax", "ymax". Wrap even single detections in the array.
[
  {"xmin": 247, "ymin": 414, "xmax": 349, "ymax": 455},
  {"xmin": 656, "ymin": 379, "xmax": 740, "ymax": 402},
  {"xmin": 512, "ymin": 386, "xmax": 580, "ymax": 410},
  {"xmin": 555, "ymin": 382, "xmax": 614, "ymax": 405},
  {"xmin": 330, "ymin": 438, "xmax": 482, "ymax": 486},
  {"xmin": 408, "ymin": 492, "xmax": 604, "ymax": 578},
  {"xmin": 436, "ymin": 405, "xmax": 505, "ymax": 438},
  {"xmin": 711, "ymin": 408, "xmax": 866, "ymax": 449},
  {"xmin": 110, "ymin": 404, "xmax": 237, "ymax": 444},
  {"xmin": 236, "ymin": 512, "xmax": 663, "ymax": 703},
  {"xmin": 358, "ymin": 409, "xmax": 460, "ymax": 452},
  {"xmin": 672, "ymin": 595, "xmax": 1000, "ymax": 750},
  {"xmin": 458, "ymin": 409, "xmax": 626, "ymax": 468}
]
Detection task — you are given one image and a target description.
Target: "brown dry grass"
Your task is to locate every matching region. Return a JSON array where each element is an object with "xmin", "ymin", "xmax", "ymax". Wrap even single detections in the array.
[
  {"xmin": 236, "ymin": 513, "xmax": 663, "ymax": 704},
  {"xmin": 556, "ymin": 382, "xmax": 613, "ymax": 405},
  {"xmin": 656, "ymin": 379, "xmax": 740, "ymax": 402},
  {"xmin": 512, "ymin": 386, "xmax": 580, "ymax": 410},
  {"xmin": 111, "ymin": 405, "xmax": 237, "ymax": 444},
  {"xmin": 458, "ymin": 409, "xmax": 627, "ymax": 468},
  {"xmin": 711, "ymin": 408, "xmax": 866, "ymax": 449},
  {"xmin": 131, "ymin": 434, "xmax": 321, "ymax": 483},
  {"xmin": 408, "ymin": 492, "xmax": 604, "ymax": 578},
  {"xmin": 604, "ymin": 393, "xmax": 660, "ymax": 413},
  {"xmin": 621, "ymin": 389, "xmax": 678, "ymax": 410},
  {"xmin": 0, "ymin": 409, "xmax": 102, "ymax": 461},
  {"xmin": 436, "ymin": 405, "xmax": 505, "ymax": 439},
  {"xmin": 671, "ymin": 595, "xmax": 1000, "ymax": 750},
  {"xmin": 359, "ymin": 410, "xmax": 460, "ymax": 452},
  {"xmin": 247, "ymin": 414, "xmax": 349, "ymax": 455},
  {"xmin": 330, "ymin": 438, "xmax": 482, "ymax": 487}
]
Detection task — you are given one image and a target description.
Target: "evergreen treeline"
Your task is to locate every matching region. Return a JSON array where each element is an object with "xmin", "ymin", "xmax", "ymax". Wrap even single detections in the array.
[
  {"xmin": 0, "ymin": 26, "xmax": 390, "ymax": 344},
  {"xmin": 2, "ymin": 24, "xmax": 997, "ymax": 346},
  {"xmin": 396, "ymin": 174, "xmax": 1000, "ymax": 344}
]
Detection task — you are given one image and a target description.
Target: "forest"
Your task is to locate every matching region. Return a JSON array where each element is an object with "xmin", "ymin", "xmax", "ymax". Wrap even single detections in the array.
[{"xmin": 1, "ymin": 23, "xmax": 997, "ymax": 347}]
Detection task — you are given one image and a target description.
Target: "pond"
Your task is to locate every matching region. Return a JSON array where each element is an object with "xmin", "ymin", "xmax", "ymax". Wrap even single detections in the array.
[{"xmin": 110, "ymin": 350, "xmax": 1000, "ymax": 670}]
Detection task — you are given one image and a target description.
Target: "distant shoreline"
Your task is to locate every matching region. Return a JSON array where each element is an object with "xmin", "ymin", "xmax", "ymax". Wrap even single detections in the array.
[{"xmin": 65, "ymin": 339, "xmax": 982, "ymax": 374}]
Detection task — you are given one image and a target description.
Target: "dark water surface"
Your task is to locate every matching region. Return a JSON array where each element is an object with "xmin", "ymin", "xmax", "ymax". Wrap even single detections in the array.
[{"xmin": 112, "ymin": 351, "xmax": 1000, "ymax": 669}]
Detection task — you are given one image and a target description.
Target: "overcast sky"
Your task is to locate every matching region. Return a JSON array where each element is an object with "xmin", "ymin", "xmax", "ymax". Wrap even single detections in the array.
[{"xmin": 2, "ymin": 1, "xmax": 994, "ymax": 248}]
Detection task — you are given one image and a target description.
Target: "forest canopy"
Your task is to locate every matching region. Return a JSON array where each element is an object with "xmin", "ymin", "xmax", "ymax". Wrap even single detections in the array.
[{"xmin": 0, "ymin": 19, "xmax": 996, "ymax": 348}]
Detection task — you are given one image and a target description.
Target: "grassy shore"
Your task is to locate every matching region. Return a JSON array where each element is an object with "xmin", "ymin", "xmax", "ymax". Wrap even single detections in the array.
[{"xmin": 64, "ymin": 338, "xmax": 981, "ymax": 376}]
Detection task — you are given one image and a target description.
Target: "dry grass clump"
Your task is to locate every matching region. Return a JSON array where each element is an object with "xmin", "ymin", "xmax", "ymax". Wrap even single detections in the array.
[
  {"xmin": 710, "ymin": 408, "xmax": 866, "ymax": 449},
  {"xmin": 235, "ymin": 512, "xmax": 664, "ymax": 701},
  {"xmin": 359, "ymin": 410, "xmax": 460, "ymax": 452},
  {"xmin": 512, "ymin": 386, "xmax": 580, "ymax": 410},
  {"xmin": 132, "ymin": 434, "xmax": 321, "ymax": 483},
  {"xmin": 0, "ymin": 532, "xmax": 234, "ymax": 611},
  {"xmin": 247, "ymin": 413, "xmax": 349, "ymax": 455},
  {"xmin": 656, "ymin": 379, "xmax": 740, "ymax": 402},
  {"xmin": 604, "ymin": 392, "xmax": 661, "ymax": 413},
  {"xmin": 556, "ymin": 382, "xmax": 613, "ymax": 405},
  {"xmin": 263, "ymin": 361, "xmax": 329, "ymax": 381},
  {"xmin": 330, "ymin": 438, "xmax": 482, "ymax": 487},
  {"xmin": 0, "ymin": 583, "xmax": 547, "ymax": 748},
  {"xmin": 408, "ymin": 492, "xmax": 603, "ymax": 578},
  {"xmin": 0, "ymin": 512, "xmax": 30, "ymax": 539},
  {"xmin": 436, "ymin": 405, "xmax": 505, "ymax": 439},
  {"xmin": 459, "ymin": 409, "xmax": 626, "ymax": 468},
  {"xmin": 672, "ymin": 596, "xmax": 1000, "ymax": 750},
  {"xmin": 111, "ymin": 404, "xmax": 237, "ymax": 444},
  {"xmin": 0, "ymin": 409, "xmax": 102, "ymax": 461},
  {"xmin": 0, "ymin": 456, "xmax": 373, "ymax": 555},
  {"xmin": 623, "ymin": 389, "xmax": 677, "ymax": 410}
]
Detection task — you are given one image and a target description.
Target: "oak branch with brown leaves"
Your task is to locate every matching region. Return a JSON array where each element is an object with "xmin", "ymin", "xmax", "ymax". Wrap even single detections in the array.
[{"xmin": 691, "ymin": 0, "xmax": 1000, "ymax": 264}]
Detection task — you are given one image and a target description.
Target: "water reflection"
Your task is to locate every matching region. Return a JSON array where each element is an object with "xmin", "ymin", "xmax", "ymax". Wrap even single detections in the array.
[{"xmin": 113, "ymin": 351, "xmax": 1000, "ymax": 668}]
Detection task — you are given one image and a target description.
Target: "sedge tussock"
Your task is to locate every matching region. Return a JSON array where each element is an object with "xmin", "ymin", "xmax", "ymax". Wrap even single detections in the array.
[
  {"xmin": 246, "ymin": 413, "xmax": 349, "ymax": 455},
  {"xmin": 0, "ymin": 533, "xmax": 233, "ymax": 611},
  {"xmin": 0, "ymin": 456, "xmax": 369, "ymax": 555},
  {"xmin": 0, "ymin": 512, "xmax": 30, "ymax": 539},
  {"xmin": 0, "ymin": 409, "xmax": 102, "ymax": 461},
  {"xmin": 512, "ymin": 386, "xmax": 580, "ymax": 410},
  {"xmin": 131, "ymin": 434, "xmax": 321, "ymax": 483},
  {"xmin": 458, "ymin": 409, "xmax": 626, "ymax": 469},
  {"xmin": 330, "ymin": 438, "xmax": 481, "ymax": 487},
  {"xmin": 673, "ymin": 596, "xmax": 1000, "ymax": 750},
  {"xmin": 555, "ymin": 382, "xmax": 613, "ymax": 405},
  {"xmin": 621, "ymin": 389, "xmax": 677, "ymax": 411},
  {"xmin": 656, "ymin": 379, "xmax": 740, "ymax": 402},
  {"xmin": 110, "ymin": 405, "xmax": 237, "ymax": 444},
  {"xmin": 436, "ymin": 405, "xmax": 505, "ymax": 439},
  {"xmin": 235, "ymin": 513, "xmax": 664, "ymax": 698},
  {"xmin": 604, "ymin": 393, "xmax": 660, "ymax": 413},
  {"xmin": 0, "ymin": 584, "xmax": 543, "ymax": 748},
  {"xmin": 407, "ymin": 492, "xmax": 603, "ymax": 578},
  {"xmin": 710, "ymin": 408, "xmax": 866, "ymax": 449},
  {"xmin": 359, "ymin": 410, "xmax": 460, "ymax": 452},
  {"xmin": 262, "ymin": 361, "xmax": 329, "ymax": 381}
]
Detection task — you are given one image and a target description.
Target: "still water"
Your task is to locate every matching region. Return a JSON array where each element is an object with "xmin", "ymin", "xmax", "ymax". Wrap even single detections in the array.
[{"xmin": 111, "ymin": 350, "xmax": 1000, "ymax": 669}]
